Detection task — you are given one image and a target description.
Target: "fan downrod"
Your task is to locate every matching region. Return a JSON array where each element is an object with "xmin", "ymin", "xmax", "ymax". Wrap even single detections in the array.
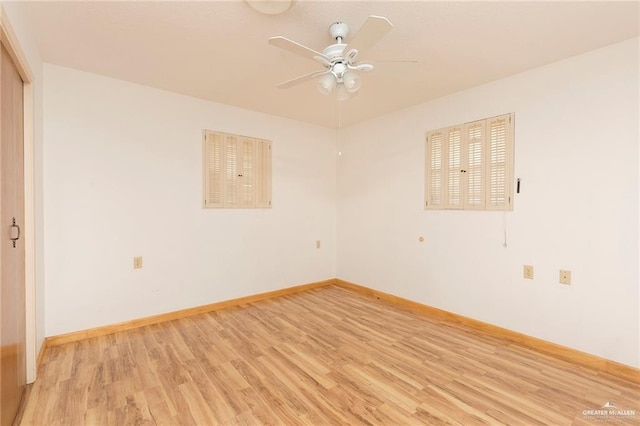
[{"xmin": 329, "ymin": 22, "xmax": 349, "ymax": 43}]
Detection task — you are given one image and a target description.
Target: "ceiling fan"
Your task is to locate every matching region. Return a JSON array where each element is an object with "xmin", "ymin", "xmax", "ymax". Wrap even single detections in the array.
[{"xmin": 268, "ymin": 15, "xmax": 418, "ymax": 100}]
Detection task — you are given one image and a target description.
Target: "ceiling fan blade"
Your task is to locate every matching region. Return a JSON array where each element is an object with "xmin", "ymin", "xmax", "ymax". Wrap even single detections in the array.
[
  {"xmin": 368, "ymin": 61, "xmax": 419, "ymax": 75},
  {"xmin": 344, "ymin": 16, "xmax": 393, "ymax": 58},
  {"xmin": 276, "ymin": 70, "xmax": 329, "ymax": 89},
  {"xmin": 269, "ymin": 36, "xmax": 329, "ymax": 64}
]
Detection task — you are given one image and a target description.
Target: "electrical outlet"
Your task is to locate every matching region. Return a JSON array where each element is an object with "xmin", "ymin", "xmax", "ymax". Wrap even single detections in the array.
[
  {"xmin": 316, "ymin": 240, "xmax": 321, "ymax": 249},
  {"xmin": 133, "ymin": 256, "xmax": 143, "ymax": 269},
  {"xmin": 523, "ymin": 265, "xmax": 534, "ymax": 279},
  {"xmin": 559, "ymin": 269, "xmax": 571, "ymax": 285}
]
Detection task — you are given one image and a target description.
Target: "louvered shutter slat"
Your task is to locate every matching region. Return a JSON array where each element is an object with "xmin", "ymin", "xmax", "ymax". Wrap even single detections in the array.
[
  {"xmin": 255, "ymin": 139, "xmax": 272, "ymax": 208},
  {"xmin": 238, "ymin": 137, "xmax": 255, "ymax": 207},
  {"xmin": 425, "ymin": 130, "xmax": 444, "ymax": 208},
  {"xmin": 447, "ymin": 127, "xmax": 463, "ymax": 209},
  {"xmin": 224, "ymin": 135, "xmax": 239, "ymax": 207},
  {"xmin": 204, "ymin": 131, "xmax": 224, "ymax": 208},
  {"xmin": 486, "ymin": 114, "xmax": 513, "ymax": 210},
  {"xmin": 465, "ymin": 120, "xmax": 485, "ymax": 209}
]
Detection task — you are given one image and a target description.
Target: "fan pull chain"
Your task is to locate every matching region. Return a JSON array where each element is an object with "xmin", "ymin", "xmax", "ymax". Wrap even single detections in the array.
[
  {"xmin": 503, "ymin": 211, "xmax": 508, "ymax": 248},
  {"xmin": 337, "ymin": 98, "xmax": 342, "ymax": 157}
]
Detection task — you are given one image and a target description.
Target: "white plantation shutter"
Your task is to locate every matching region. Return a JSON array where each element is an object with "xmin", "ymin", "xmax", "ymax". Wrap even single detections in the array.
[
  {"xmin": 238, "ymin": 136, "xmax": 255, "ymax": 208},
  {"xmin": 486, "ymin": 114, "xmax": 513, "ymax": 210},
  {"xmin": 425, "ymin": 130, "xmax": 444, "ymax": 209},
  {"xmin": 446, "ymin": 126, "xmax": 463, "ymax": 209},
  {"xmin": 224, "ymin": 134, "xmax": 239, "ymax": 207},
  {"xmin": 425, "ymin": 127, "xmax": 465, "ymax": 210},
  {"xmin": 203, "ymin": 130, "xmax": 272, "ymax": 209},
  {"xmin": 204, "ymin": 132, "xmax": 224, "ymax": 208},
  {"xmin": 254, "ymin": 139, "xmax": 272, "ymax": 208},
  {"xmin": 464, "ymin": 120, "xmax": 486, "ymax": 209},
  {"xmin": 425, "ymin": 113, "xmax": 513, "ymax": 211}
]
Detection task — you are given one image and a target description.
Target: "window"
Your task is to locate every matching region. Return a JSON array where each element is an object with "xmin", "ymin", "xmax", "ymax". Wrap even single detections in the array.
[
  {"xmin": 203, "ymin": 130, "xmax": 272, "ymax": 208},
  {"xmin": 425, "ymin": 113, "xmax": 514, "ymax": 211}
]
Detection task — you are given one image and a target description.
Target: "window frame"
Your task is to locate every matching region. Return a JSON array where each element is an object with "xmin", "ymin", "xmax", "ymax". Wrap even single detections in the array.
[
  {"xmin": 425, "ymin": 113, "xmax": 514, "ymax": 211},
  {"xmin": 203, "ymin": 130, "xmax": 272, "ymax": 209}
]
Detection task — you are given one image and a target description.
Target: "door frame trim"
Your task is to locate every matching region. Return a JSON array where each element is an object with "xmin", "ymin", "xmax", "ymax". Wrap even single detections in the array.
[{"xmin": 0, "ymin": 5, "xmax": 36, "ymax": 383}]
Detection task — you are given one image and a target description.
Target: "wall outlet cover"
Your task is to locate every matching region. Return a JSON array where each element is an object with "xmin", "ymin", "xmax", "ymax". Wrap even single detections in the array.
[
  {"xmin": 559, "ymin": 269, "xmax": 571, "ymax": 285},
  {"xmin": 133, "ymin": 256, "xmax": 143, "ymax": 269},
  {"xmin": 523, "ymin": 265, "xmax": 534, "ymax": 279}
]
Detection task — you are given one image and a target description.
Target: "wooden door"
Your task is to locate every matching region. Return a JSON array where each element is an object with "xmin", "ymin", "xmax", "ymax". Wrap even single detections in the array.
[{"xmin": 0, "ymin": 42, "xmax": 25, "ymax": 426}]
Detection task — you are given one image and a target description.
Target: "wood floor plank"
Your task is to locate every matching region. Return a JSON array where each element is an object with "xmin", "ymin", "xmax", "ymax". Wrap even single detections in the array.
[{"xmin": 20, "ymin": 286, "xmax": 640, "ymax": 425}]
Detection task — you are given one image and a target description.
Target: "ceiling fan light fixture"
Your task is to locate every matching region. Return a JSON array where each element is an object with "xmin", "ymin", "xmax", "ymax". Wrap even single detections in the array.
[
  {"xmin": 245, "ymin": 0, "xmax": 296, "ymax": 15},
  {"xmin": 342, "ymin": 71, "xmax": 361, "ymax": 93},
  {"xmin": 336, "ymin": 84, "xmax": 351, "ymax": 101},
  {"xmin": 332, "ymin": 62, "xmax": 348, "ymax": 78},
  {"xmin": 317, "ymin": 73, "xmax": 336, "ymax": 95}
]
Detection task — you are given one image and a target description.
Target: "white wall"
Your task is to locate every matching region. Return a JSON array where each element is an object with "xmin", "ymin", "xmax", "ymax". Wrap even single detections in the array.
[
  {"xmin": 2, "ymin": 0, "xmax": 45, "ymax": 382},
  {"xmin": 43, "ymin": 38, "xmax": 639, "ymax": 367},
  {"xmin": 337, "ymin": 38, "xmax": 639, "ymax": 367},
  {"xmin": 43, "ymin": 65, "xmax": 336, "ymax": 336}
]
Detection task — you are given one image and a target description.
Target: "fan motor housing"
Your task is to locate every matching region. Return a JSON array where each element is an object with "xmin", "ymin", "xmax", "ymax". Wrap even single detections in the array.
[{"xmin": 322, "ymin": 43, "xmax": 347, "ymax": 61}]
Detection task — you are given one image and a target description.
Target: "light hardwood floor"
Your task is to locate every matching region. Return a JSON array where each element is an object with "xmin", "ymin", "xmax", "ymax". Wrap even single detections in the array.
[{"xmin": 20, "ymin": 286, "xmax": 640, "ymax": 425}]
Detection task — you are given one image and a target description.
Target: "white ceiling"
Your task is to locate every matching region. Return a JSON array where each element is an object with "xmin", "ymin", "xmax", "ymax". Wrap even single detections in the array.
[{"xmin": 24, "ymin": 1, "xmax": 639, "ymax": 128}]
